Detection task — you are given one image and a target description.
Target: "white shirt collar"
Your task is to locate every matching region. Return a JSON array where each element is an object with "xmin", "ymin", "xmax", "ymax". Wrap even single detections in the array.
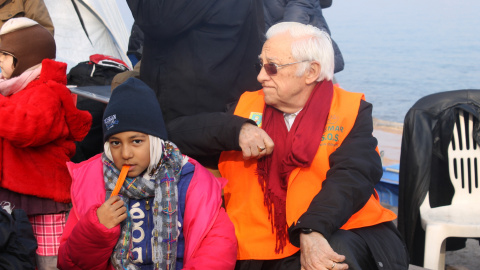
[{"xmin": 284, "ymin": 109, "xmax": 302, "ymax": 131}]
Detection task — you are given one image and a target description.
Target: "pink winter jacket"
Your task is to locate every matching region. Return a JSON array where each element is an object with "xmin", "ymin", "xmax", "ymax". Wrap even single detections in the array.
[{"xmin": 57, "ymin": 154, "xmax": 237, "ymax": 269}]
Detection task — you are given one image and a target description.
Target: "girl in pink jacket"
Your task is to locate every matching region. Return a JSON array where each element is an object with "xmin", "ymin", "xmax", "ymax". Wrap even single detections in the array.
[{"xmin": 57, "ymin": 78, "xmax": 237, "ymax": 269}]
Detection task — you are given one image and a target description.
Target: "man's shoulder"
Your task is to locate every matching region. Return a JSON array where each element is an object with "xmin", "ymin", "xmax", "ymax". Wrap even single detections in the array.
[
  {"xmin": 333, "ymin": 85, "xmax": 364, "ymax": 97},
  {"xmin": 241, "ymin": 89, "xmax": 264, "ymax": 98}
]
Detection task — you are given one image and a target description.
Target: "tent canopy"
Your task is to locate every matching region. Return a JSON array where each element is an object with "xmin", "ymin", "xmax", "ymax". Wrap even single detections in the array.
[{"xmin": 44, "ymin": 0, "xmax": 133, "ymax": 71}]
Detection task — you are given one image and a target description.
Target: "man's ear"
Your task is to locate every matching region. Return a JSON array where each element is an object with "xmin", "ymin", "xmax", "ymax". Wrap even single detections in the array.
[{"xmin": 305, "ymin": 61, "xmax": 321, "ymax": 85}]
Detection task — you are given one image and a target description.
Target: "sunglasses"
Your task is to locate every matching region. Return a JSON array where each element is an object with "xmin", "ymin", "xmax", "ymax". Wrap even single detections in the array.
[{"xmin": 255, "ymin": 60, "xmax": 309, "ymax": 76}]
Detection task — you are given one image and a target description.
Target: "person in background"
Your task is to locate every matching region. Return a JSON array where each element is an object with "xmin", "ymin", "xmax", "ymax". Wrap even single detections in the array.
[
  {"xmin": 57, "ymin": 78, "xmax": 237, "ymax": 270},
  {"xmin": 109, "ymin": 21, "xmax": 143, "ymax": 91},
  {"xmin": 0, "ymin": 17, "xmax": 92, "ymax": 269},
  {"xmin": 126, "ymin": 22, "xmax": 143, "ymax": 67},
  {"xmin": 218, "ymin": 22, "xmax": 409, "ymax": 270},
  {"xmin": 126, "ymin": 0, "xmax": 264, "ymax": 168},
  {"xmin": 110, "ymin": 22, "xmax": 142, "ymax": 91},
  {"xmin": 262, "ymin": 0, "xmax": 344, "ymax": 74},
  {"xmin": 0, "ymin": 0, "xmax": 54, "ymax": 36}
]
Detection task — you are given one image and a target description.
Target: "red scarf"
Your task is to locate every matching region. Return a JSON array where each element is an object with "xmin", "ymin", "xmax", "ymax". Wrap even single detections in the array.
[{"xmin": 257, "ymin": 80, "xmax": 334, "ymax": 253}]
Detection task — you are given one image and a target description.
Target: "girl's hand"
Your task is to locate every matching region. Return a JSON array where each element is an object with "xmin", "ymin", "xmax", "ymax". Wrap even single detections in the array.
[{"xmin": 96, "ymin": 195, "xmax": 127, "ymax": 229}]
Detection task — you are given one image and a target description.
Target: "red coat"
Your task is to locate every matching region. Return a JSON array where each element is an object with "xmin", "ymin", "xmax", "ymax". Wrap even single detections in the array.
[{"xmin": 0, "ymin": 59, "xmax": 92, "ymax": 203}]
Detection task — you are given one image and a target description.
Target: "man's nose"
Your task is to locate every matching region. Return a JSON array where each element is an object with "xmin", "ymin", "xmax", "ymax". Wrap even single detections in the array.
[{"xmin": 257, "ymin": 65, "xmax": 270, "ymax": 83}]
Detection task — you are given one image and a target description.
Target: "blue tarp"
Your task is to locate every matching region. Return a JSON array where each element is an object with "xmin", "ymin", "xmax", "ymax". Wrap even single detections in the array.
[{"xmin": 375, "ymin": 164, "xmax": 399, "ymax": 207}]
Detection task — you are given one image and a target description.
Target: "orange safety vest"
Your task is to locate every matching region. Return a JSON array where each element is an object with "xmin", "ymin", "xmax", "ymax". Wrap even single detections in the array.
[{"xmin": 219, "ymin": 86, "xmax": 396, "ymax": 260}]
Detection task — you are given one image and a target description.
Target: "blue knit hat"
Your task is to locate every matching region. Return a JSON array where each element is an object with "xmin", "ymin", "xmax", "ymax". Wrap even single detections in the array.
[{"xmin": 102, "ymin": 78, "xmax": 168, "ymax": 141}]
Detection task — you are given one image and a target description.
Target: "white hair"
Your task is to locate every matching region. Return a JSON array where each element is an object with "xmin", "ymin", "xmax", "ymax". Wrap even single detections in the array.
[{"xmin": 266, "ymin": 22, "xmax": 335, "ymax": 82}]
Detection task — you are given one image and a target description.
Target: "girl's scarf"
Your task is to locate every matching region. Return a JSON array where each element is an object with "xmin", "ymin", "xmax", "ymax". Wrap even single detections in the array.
[
  {"xmin": 103, "ymin": 140, "xmax": 183, "ymax": 270},
  {"xmin": 256, "ymin": 80, "xmax": 334, "ymax": 253},
  {"xmin": 0, "ymin": 64, "xmax": 41, "ymax": 96}
]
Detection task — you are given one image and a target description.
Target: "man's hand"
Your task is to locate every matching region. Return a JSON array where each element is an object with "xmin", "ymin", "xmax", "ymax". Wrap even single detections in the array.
[
  {"xmin": 300, "ymin": 232, "xmax": 348, "ymax": 270},
  {"xmin": 239, "ymin": 123, "xmax": 274, "ymax": 160},
  {"xmin": 97, "ymin": 195, "xmax": 127, "ymax": 229}
]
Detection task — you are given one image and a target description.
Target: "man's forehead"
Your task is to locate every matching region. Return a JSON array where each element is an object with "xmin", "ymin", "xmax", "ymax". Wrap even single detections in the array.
[{"xmin": 260, "ymin": 33, "xmax": 294, "ymax": 61}]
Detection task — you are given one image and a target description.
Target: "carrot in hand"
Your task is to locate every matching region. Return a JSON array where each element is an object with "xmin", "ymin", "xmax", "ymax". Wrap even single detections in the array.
[{"xmin": 110, "ymin": 165, "xmax": 130, "ymax": 197}]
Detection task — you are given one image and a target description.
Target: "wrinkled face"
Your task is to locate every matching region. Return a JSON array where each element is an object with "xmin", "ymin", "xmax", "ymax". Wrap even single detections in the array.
[
  {"xmin": 0, "ymin": 52, "xmax": 15, "ymax": 79},
  {"xmin": 108, "ymin": 131, "xmax": 150, "ymax": 178},
  {"xmin": 257, "ymin": 33, "xmax": 309, "ymax": 113}
]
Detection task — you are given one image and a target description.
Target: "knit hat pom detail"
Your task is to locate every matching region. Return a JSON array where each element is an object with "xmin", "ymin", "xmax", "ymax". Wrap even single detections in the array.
[{"xmin": 0, "ymin": 17, "xmax": 38, "ymax": 35}]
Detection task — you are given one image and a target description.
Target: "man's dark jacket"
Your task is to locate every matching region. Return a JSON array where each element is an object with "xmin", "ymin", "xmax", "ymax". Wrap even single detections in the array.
[
  {"xmin": 127, "ymin": 0, "xmax": 263, "ymax": 165},
  {"xmin": 398, "ymin": 89, "xmax": 480, "ymax": 265}
]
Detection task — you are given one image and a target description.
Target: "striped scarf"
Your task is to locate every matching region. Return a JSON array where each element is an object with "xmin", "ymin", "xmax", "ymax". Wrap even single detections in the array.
[{"xmin": 102, "ymin": 140, "xmax": 183, "ymax": 270}]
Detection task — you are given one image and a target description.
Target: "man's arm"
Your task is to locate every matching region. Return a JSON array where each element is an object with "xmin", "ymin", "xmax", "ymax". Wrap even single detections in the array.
[
  {"xmin": 283, "ymin": 0, "xmax": 317, "ymax": 25},
  {"xmin": 166, "ymin": 112, "xmax": 251, "ymax": 156},
  {"xmin": 167, "ymin": 106, "xmax": 273, "ymax": 161}
]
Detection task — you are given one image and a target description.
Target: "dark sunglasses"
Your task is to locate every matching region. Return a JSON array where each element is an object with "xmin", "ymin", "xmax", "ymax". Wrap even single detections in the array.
[{"xmin": 255, "ymin": 60, "xmax": 309, "ymax": 76}]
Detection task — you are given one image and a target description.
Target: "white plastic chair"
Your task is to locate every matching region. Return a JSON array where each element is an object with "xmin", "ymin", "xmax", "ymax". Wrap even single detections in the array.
[{"xmin": 419, "ymin": 110, "xmax": 480, "ymax": 270}]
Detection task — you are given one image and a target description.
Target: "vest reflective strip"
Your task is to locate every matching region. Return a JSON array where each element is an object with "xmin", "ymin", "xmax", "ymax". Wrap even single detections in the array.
[{"xmin": 219, "ymin": 87, "xmax": 396, "ymax": 260}]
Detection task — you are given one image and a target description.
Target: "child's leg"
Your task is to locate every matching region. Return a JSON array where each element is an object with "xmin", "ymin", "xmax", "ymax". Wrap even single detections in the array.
[
  {"xmin": 35, "ymin": 254, "xmax": 58, "ymax": 270},
  {"xmin": 28, "ymin": 212, "xmax": 67, "ymax": 270}
]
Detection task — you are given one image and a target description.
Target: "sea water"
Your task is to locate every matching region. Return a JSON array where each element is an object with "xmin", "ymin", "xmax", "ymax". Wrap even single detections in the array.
[{"xmin": 324, "ymin": 0, "xmax": 480, "ymax": 123}]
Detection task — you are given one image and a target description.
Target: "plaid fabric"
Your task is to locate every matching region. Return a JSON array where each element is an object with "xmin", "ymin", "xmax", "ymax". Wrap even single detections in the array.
[{"xmin": 28, "ymin": 212, "xmax": 66, "ymax": 256}]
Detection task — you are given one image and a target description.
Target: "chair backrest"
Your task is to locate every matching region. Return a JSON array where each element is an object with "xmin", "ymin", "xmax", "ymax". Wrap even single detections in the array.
[{"xmin": 448, "ymin": 110, "xmax": 480, "ymax": 204}]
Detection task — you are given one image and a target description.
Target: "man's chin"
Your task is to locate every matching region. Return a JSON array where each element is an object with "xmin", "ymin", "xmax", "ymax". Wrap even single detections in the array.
[{"xmin": 264, "ymin": 100, "xmax": 277, "ymax": 108}]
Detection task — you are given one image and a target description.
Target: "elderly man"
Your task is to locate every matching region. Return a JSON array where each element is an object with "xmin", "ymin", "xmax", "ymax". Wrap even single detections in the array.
[{"xmin": 219, "ymin": 22, "xmax": 409, "ymax": 270}]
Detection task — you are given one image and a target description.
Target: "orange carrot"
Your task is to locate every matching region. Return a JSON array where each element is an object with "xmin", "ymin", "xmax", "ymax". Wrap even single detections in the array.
[{"xmin": 110, "ymin": 165, "xmax": 131, "ymax": 197}]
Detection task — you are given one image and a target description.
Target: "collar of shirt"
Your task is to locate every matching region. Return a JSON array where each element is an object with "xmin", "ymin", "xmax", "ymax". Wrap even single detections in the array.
[{"xmin": 284, "ymin": 109, "xmax": 302, "ymax": 131}]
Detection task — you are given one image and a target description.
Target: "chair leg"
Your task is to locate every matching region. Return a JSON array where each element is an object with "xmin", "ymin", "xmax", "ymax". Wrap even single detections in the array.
[
  {"xmin": 439, "ymin": 238, "xmax": 447, "ymax": 270},
  {"xmin": 424, "ymin": 224, "xmax": 447, "ymax": 270}
]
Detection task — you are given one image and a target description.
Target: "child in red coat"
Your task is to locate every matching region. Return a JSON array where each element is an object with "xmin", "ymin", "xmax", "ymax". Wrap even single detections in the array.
[{"xmin": 0, "ymin": 17, "xmax": 92, "ymax": 268}]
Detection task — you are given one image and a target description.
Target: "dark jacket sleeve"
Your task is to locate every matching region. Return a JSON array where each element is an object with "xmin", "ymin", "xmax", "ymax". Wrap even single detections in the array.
[
  {"xmin": 289, "ymin": 100, "xmax": 383, "ymax": 245},
  {"xmin": 283, "ymin": 0, "xmax": 317, "ymax": 24},
  {"xmin": 319, "ymin": 0, "xmax": 332, "ymax": 8},
  {"xmin": 166, "ymin": 113, "xmax": 254, "ymax": 157},
  {"xmin": 166, "ymin": 101, "xmax": 256, "ymax": 159}
]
